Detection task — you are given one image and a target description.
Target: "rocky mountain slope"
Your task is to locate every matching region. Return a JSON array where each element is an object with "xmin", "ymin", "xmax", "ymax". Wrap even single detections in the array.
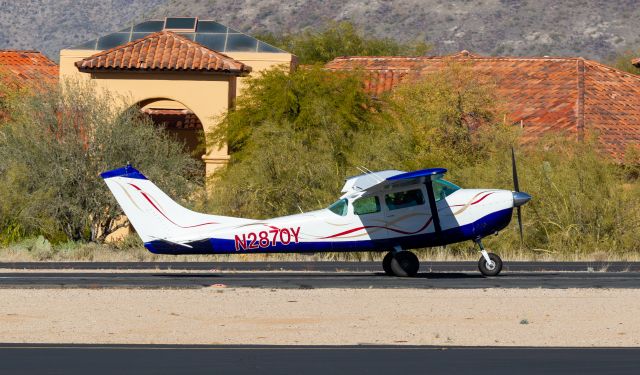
[{"xmin": 0, "ymin": 0, "xmax": 637, "ymax": 61}]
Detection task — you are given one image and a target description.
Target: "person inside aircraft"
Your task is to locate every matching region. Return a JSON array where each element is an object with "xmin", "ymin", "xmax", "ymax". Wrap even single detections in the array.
[{"xmin": 384, "ymin": 189, "xmax": 425, "ymax": 210}]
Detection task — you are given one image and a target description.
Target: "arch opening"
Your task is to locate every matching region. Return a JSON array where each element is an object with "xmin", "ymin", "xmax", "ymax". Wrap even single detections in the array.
[{"xmin": 135, "ymin": 98, "xmax": 207, "ymax": 178}]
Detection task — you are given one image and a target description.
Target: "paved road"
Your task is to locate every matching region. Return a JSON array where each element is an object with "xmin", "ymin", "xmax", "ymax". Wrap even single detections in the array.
[
  {"xmin": 1, "ymin": 269, "xmax": 640, "ymax": 289},
  {"xmin": 0, "ymin": 344, "xmax": 638, "ymax": 375},
  {"xmin": 3, "ymin": 261, "xmax": 639, "ymax": 272}
]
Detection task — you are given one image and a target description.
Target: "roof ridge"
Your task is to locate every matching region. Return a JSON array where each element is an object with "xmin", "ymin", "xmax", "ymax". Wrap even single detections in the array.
[
  {"xmin": 330, "ymin": 55, "xmax": 586, "ymax": 62},
  {"xmin": 78, "ymin": 30, "xmax": 240, "ymax": 64},
  {"xmin": 583, "ymin": 59, "xmax": 640, "ymax": 81},
  {"xmin": 75, "ymin": 30, "xmax": 251, "ymax": 74},
  {"xmin": 0, "ymin": 49, "xmax": 44, "ymax": 54}
]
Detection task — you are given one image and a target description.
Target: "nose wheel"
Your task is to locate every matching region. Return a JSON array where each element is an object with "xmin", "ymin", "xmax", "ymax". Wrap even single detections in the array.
[
  {"xmin": 475, "ymin": 239, "xmax": 503, "ymax": 276},
  {"xmin": 382, "ymin": 249, "xmax": 419, "ymax": 277}
]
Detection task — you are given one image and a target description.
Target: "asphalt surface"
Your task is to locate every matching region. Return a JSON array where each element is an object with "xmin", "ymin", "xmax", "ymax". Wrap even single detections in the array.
[
  {"xmin": 3, "ymin": 260, "xmax": 640, "ymax": 272},
  {"xmin": 0, "ymin": 344, "xmax": 638, "ymax": 375},
  {"xmin": 1, "ymin": 262, "xmax": 640, "ymax": 289}
]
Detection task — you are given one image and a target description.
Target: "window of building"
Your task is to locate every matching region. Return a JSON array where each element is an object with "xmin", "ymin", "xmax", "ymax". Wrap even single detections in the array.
[
  {"xmin": 353, "ymin": 196, "xmax": 381, "ymax": 215},
  {"xmin": 385, "ymin": 189, "xmax": 425, "ymax": 210},
  {"xmin": 328, "ymin": 199, "xmax": 348, "ymax": 216},
  {"xmin": 164, "ymin": 17, "xmax": 198, "ymax": 32}
]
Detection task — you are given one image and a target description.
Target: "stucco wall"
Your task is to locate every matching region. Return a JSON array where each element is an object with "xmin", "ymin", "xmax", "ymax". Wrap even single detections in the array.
[{"xmin": 59, "ymin": 49, "xmax": 294, "ymax": 175}]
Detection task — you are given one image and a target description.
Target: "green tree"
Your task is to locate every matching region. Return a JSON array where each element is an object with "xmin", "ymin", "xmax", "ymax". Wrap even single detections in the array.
[
  {"xmin": 354, "ymin": 60, "xmax": 506, "ymax": 172},
  {"xmin": 0, "ymin": 80, "xmax": 201, "ymax": 243},
  {"xmin": 258, "ymin": 21, "xmax": 431, "ymax": 64},
  {"xmin": 207, "ymin": 66, "xmax": 380, "ymax": 218}
]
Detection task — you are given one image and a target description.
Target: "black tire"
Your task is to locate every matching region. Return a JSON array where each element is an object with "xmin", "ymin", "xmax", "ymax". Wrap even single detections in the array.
[
  {"xmin": 382, "ymin": 252, "xmax": 394, "ymax": 276},
  {"xmin": 478, "ymin": 253, "xmax": 503, "ymax": 276},
  {"xmin": 390, "ymin": 251, "xmax": 420, "ymax": 277}
]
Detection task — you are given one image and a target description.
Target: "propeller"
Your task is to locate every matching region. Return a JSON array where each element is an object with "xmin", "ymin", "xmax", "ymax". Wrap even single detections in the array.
[{"xmin": 511, "ymin": 147, "xmax": 524, "ymax": 243}]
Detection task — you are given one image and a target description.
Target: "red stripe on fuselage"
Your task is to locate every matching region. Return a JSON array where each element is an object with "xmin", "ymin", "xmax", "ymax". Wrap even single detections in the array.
[{"xmin": 321, "ymin": 217, "xmax": 433, "ymax": 239}]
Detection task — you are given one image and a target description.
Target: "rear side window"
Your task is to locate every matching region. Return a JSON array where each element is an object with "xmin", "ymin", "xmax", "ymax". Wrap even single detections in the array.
[
  {"xmin": 385, "ymin": 189, "xmax": 425, "ymax": 211},
  {"xmin": 353, "ymin": 196, "xmax": 381, "ymax": 215}
]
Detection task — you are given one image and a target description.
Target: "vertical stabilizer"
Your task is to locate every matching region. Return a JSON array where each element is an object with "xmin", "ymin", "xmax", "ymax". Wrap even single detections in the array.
[{"xmin": 101, "ymin": 165, "xmax": 250, "ymax": 243}]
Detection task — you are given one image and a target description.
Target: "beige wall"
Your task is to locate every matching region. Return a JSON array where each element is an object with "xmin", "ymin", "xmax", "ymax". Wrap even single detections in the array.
[
  {"xmin": 224, "ymin": 51, "xmax": 294, "ymax": 95},
  {"xmin": 59, "ymin": 49, "xmax": 294, "ymax": 175}
]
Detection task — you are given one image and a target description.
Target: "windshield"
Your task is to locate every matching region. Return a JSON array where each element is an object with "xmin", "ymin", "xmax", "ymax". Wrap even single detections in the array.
[
  {"xmin": 328, "ymin": 198, "xmax": 348, "ymax": 216},
  {"xmin": 432, "ymin": 178, "xmax": 461, "ymax": 201}
]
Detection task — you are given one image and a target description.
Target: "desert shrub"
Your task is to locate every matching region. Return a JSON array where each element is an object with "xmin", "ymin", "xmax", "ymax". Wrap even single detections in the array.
[
  {"xmin": 373, "ymin": 64, "xmax": 640, "ymax": 257},
  {"xmin": 0, "ymin": 80, "xmax": 201, "ymax": 243}
]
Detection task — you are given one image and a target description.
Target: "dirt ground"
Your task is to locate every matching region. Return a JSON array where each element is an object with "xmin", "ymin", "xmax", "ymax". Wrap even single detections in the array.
[{"xmin": 1, "ymin": 288, "xmax": 638, "ymax": 346}]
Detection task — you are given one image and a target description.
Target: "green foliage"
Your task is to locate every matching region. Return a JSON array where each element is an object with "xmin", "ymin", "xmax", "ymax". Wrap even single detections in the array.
[
  {"xmin": 373, "ymin": 66, "xmax": 640, "ymax": 256},
  {"xmin": 506, "ymin": 138, "xmax": 640, "ymax": 256},
  {"xmin": 209, "ymin": 61, "xmax": 640, "ymax": 258},
  {"xmin": 0, "ymin": 80, "xmax": 201, "ymax": 243},
  {"xmin": 207, "ymin": 66, "xmax": 380, "ymax": 218},
  {"xmin": 212, "ymin": 66, "xmax": 375, "ymax": 158},
  {"xmin": 258, "ymin": 21, "xmax": 431, "ymax": 64},
  {"xmin": 610, "ymin": 48, "xmax": 640, "ymax": 75},
  {"xmin": 353, "ymin": 61, "xmax": 506, "ymax": 171}
]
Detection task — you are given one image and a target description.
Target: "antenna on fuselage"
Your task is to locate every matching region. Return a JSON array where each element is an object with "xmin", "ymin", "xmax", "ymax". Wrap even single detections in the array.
[{"xmin": 359, "ymin": 166, "xmax": 383, "ymax": 183}]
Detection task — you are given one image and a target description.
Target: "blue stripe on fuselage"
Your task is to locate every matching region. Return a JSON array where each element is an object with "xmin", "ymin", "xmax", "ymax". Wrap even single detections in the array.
[{"xmin": 144, "ymin": 208, "xmax": 513, "ymax": 255}]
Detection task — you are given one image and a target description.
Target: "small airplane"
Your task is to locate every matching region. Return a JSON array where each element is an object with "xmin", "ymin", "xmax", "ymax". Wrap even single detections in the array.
[{"xmin": 101, "ymin": 151, "xmax": 531, "ymax": 277}]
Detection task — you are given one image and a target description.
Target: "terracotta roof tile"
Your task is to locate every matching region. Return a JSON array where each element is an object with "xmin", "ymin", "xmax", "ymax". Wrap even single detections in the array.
[
  {"xmin": 75, "ymin": 31, "xmax": 251, "ymax": 75},
  {"xmin": 0, "ymin": 50, "xmax": 58, "ymax": 86},
  {"xmin": 326, "ymin": 52, "xmax": 640, "ymax": 159},
  {"xmin": 632, "ymin": 57, "xmax": 640, "ymax": 67}
]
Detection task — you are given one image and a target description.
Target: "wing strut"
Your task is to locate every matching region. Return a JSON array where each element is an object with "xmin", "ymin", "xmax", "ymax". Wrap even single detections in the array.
[{"xmin": 424, "ymin": 181, "xmax": 442, "ymax": 234}]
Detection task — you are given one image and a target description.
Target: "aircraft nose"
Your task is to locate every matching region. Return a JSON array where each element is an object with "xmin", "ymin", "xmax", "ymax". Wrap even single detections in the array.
[{"xmin": 512, "ymin": 191, "xmax": 532, "ymax": 207}]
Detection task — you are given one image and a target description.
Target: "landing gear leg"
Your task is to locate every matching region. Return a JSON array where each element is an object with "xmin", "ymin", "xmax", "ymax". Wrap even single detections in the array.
[{"xmin": 475, "ymin": 239, "xmax": 503, "ymax": 277}]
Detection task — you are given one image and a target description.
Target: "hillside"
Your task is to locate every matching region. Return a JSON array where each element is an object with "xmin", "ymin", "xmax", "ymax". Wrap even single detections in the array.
[{"xmin": 0, "ymin": 0, "xmax": 638, "ymax": 61}]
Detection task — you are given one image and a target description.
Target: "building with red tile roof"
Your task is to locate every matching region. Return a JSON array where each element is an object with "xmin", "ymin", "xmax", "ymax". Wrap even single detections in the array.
[
  {"xmin": 326, "ymin": 51, "xmax": 640, "ymax": 160},
  {"xmin": 75, "ymin": 31, "xmax": 251, "ymax": 75},
  {"xmin": 0, "ymin": 50, "xmax": 58, "ymax": 88},
  {"xmin": 632, "ymin": 58, "xmax": 640, "ymax": 68},
  {"xmin": 61, "ymin": 17, "xmax": 295, "ymax": 176}
]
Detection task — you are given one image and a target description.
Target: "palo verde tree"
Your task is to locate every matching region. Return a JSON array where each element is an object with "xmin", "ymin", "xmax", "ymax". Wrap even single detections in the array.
[{"xmin": 206, "ymin": 66, "xmax": 381, "ymax": 218}]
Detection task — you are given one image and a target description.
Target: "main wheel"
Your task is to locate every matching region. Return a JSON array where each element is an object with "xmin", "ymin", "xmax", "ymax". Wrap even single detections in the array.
[
  {"xmin": 478, "ymin": 253, "xmax": 503, "ymax": 276},
  {"xmin": 390, "ymin": 251, "xmax": 420, "ymax": 277},
  {"xmin": 382, "ymin": 252, "xmax": 394, "ymax": 276}
]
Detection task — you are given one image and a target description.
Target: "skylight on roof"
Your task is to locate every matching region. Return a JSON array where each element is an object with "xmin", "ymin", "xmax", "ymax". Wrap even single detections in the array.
[
  {"xmin": 69, "ymin": 18, "xmax": 287, "ymax": 54},
  {"xmin": 164, "ymin": 17, "xmax": 197, "ymax": 32}
]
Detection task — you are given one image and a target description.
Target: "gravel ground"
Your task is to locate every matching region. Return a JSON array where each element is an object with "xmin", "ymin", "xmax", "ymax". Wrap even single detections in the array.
[{"xmin": 1, "ymin": 288, "xmax": 638, "ymax": 346}]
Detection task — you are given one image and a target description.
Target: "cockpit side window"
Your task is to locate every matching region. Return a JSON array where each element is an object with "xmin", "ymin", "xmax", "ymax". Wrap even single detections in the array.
[
  {"xmin": 328, "ymin": 198, "xmax": 348, "ymax": 216},
  {"xmin": 432, "ymin": 178, "xmax": 461, "ymax": 202},
  {"xmin": 353, "ymin": 196, "xmax": 381, "ymax": 215},
  {"xmin": 385, "ymin": 189, "xmax": 425, "ymax": 211}
]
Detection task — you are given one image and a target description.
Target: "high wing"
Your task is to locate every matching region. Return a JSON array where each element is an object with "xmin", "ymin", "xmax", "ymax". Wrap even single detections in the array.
[{"xmin": 340, "ymin": 168, "xmax": 448, "ymax": 198}]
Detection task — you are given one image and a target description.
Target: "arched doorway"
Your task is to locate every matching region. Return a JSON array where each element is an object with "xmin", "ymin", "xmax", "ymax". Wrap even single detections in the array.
[{"xmin": 136, "ymin": 98, "xmax": 207, "ymax": 178}]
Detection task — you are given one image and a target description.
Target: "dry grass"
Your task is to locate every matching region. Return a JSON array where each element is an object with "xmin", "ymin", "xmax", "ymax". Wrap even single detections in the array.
[{"xmin": 1, "ymin": 240, "xmax": 639, "ymax": 262}]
